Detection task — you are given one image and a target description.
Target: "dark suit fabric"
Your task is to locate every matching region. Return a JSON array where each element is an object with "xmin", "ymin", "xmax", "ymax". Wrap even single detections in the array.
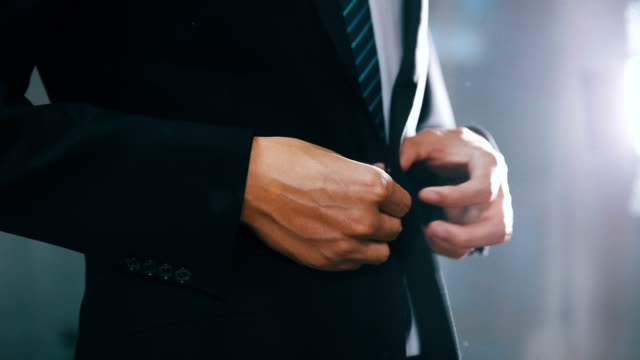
[{"xmin": 0, "ymin": 1, "xmax": 459, "ymax": 359}]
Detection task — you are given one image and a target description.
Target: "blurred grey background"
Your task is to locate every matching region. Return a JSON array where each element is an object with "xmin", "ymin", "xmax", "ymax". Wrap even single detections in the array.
[{"xmin": 2, "ymin": 0, "xmax": 640, "ymax": 359}]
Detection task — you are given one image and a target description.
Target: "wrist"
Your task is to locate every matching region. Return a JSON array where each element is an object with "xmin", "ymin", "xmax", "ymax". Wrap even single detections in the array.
[
  {"xmin": 464, "ymin": 125, "xmax": 500, "ymax": 152},
  {"xmin": 241, "ymin": 137, "xmax": 265, "ymax": 226}
]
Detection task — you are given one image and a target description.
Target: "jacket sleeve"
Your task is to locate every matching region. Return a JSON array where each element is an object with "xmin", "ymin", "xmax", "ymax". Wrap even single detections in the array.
[{"xmin": 0, "ymin": 3, "xmax": 253, "ymax": 298}]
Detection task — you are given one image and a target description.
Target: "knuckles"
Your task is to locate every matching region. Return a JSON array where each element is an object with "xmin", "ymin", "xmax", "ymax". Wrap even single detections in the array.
[
  {"xmin": 362, "ymin": 169, "xmax": 391, "ymax": 201},
  {"xmin": 309, "ymin": 251, "xmax": 362, "ymax": 271},
  {"xmin": 475, "ymin": 186, "xmax": 494, "ymax": 204},
  {"xmin": 311, "ymin": 239, "xmax": 393, "ymax": 270},
  {"xmin": 310, "ymin": 256, "xmax": 333, "ymax": 271},
  {"xmin": 448, "ymin": 232, "xmax": 471, "ymax": 248},
  {"xmin": 375, "ymin": 246, "xmax": 391, "ymax": 264},
  {"xmin": 349, "ymin": 213, "xmax": 379, "ymax": 237},
  {"xmin": 332, "ymin": 240, "xmax": 357, "ymax": 258},
  {"xmin": 316, "ymin": 240, "xmax": 357, "ymax": 266}
]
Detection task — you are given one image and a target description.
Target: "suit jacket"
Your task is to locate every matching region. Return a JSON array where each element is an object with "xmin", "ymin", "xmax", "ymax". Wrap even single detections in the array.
[{"xmin": 0, "ymin": 0, "xmax": 461, "ymax": 359}]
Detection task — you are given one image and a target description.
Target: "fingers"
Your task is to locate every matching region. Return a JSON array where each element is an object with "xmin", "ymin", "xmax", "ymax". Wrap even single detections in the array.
[
  {"xmin": 320, "ymin": 242, "xmax": 391, "ymax": 271},
  {"xmin": 400, "ymin": 128, "xmax": 507, "ymax": 209},
  {"xmin": 399, "ymin": 136, "xmax": 420, "ymax": 171},
  {"xmin": 319, "ymin": 238, "xmax": 391, "ymax": 271},
  {"xmin": 425, "ymin": 217, "xmax": 511, "ymax": 250},
  {"xmin": 398, "ymin": 128, "xmax": 452, "ymax": 171},
  {"xmin": 368, "ymin": 213, "xmax": 403, "ymax": 242},
  {"xmin": 378, "ymin": 180, "xmax": 412, "ymax": 218},
  {"xmin": 418, "ymin": 153, "xmax": 500, "ymax": 208},
  {"xmin": 399, "ymin": 134, "xmax": 433, "ymax": 171},
  {"xmin": 346, "ymin": 209, "xmax": 402, "ymax": 242},
  {"xmin": 359, "ymin": 162, "xmax": 411, "ymax": 219},
  {"xmin": 335, "ymin": 241, "xmax": 390, "ymax": 267},
  {"xmin": 359, "ymin": 241, "xmax": 391, "ymax": 265},
  {"xmin": 427, "ymin": 235, "xmax": 474, "ymax": 259},
  {"xmin": 424, "ymin": 182, "xmax": 513, "ymax": 258},
  {"xmin": 350, "ymin": 165, "xmax": 409, "ymax": 244}
]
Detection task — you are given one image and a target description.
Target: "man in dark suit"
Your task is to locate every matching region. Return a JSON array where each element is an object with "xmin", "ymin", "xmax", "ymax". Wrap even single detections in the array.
[{"xmin": 0, "ymin": 0, "xmax": 512, "ymax": 359}]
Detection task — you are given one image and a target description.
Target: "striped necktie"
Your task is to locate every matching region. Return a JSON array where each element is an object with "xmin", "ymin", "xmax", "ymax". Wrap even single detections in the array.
[{"xmin": 339, "ymin": 0, "xmax": 386, "ymax": 140}]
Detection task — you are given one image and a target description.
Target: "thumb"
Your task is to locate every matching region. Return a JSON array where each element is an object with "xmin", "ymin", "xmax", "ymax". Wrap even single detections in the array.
[{"xmin": 399, "ymin": 137, "xmax": 419, "ymax": 171}]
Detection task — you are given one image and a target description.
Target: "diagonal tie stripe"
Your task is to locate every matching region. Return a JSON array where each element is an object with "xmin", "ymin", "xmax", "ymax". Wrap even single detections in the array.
[{"xmin": 339, "ymin": 0, "xmax": 385, "ymax": 140}]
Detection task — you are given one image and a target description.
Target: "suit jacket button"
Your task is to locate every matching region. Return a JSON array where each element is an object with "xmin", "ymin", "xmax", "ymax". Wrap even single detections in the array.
[
  {"xmin": 124, "ymin": 258, "xmax": 140, "ymax": 272},
  {"xmin": 157, "ymin": 264, "xmax": 174, "ymax": 280},
  {"xmin": 142, "ymin": 260, "xmax": 157, "ymax": 277},
  {"xmin": 174, "ymin": 268, "xmax": 192, "ymax": 284}
]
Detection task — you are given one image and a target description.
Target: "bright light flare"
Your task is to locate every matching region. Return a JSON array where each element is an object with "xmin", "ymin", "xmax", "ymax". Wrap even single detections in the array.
[
  {"xmin": 626, "ymin": 2, "xmax": 640, "ymax": 216},
  {"xmin": 624, "ymin": 57, "xmax": 640, "ymax": 155},
  {"xmin": 628, "ymin": 58, "xmax": 640, "ymax": 216},
  {"xmin": 627, "ymin": 56, "xmax": 640, "ymax": 217}
]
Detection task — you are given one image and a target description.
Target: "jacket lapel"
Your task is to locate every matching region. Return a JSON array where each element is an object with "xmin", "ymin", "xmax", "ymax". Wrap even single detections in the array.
[
  {"xmin": 310, "ymin": 0, "xmax": 361, "ymax": 93},
  {"xmin": 311, "ymin": 0, "xmax": 459, "ymax": 357},
  {"xmin": 388, "ymin": 0, "xmax": 426, "ymax": 154},
  {"xmin": 388, "ymin": 0, "xmax": 461, "ymax": 358}
]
